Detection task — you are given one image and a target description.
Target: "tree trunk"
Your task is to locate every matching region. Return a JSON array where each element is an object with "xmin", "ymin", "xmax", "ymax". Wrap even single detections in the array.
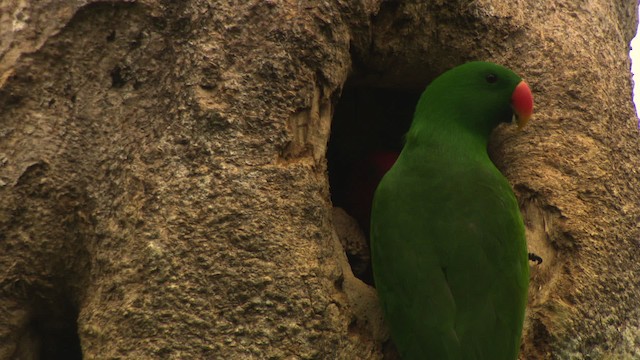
[{"xmin": 0, "ymin": 1, "xmax": 637, "ymax": 359}]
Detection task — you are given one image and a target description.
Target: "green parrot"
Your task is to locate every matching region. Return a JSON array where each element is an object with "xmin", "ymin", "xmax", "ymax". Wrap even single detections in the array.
[{"xmin": 370, "ymin": 61, "xmax": 534, "ymax": 360}]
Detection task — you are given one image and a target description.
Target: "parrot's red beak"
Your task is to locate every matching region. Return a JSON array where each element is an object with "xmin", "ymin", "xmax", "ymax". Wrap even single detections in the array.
[{"xmin": 511, "ymin": 80, "xmax": 533, "ymax": 129}]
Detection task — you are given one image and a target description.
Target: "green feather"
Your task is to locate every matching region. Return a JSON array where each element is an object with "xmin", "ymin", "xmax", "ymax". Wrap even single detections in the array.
[{"xmin": 371, "ymin": 62, "xmax": 529, "ymax": 360}]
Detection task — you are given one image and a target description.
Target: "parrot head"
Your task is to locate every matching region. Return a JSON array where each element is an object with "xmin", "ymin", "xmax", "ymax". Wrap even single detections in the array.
[{"xmin": 409, "ymin": 61, "xmax": 534, "ymax": 140}]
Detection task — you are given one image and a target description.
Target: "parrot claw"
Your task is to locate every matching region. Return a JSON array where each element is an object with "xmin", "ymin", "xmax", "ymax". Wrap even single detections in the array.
[{"xmin": 528, "ymin": 252, "xmax": 543, "ymax": 265}]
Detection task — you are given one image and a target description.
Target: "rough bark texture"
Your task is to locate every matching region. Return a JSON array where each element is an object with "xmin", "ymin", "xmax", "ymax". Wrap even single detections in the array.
[{"xmin": 0, "ymin": 0, "xmax": 638, "ymax": 359}]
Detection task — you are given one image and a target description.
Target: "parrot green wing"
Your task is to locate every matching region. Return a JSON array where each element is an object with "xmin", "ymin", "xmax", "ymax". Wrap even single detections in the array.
[
  {"xmin": 370, "ymin": 62, "xmax": 533, "ymax": 360},
  {"xmin": 371, "ymin": 159, "xmax": 528, "ymax": 360}
]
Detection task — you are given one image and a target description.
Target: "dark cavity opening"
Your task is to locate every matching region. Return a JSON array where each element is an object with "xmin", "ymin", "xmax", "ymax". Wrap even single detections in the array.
[
  {"xmin": 22, "ymin": 295, "xmax": 83, "ymax": 360},
  {"xmin": 328, "ymin": 84, "xmax": 419, "ymax": 284}
]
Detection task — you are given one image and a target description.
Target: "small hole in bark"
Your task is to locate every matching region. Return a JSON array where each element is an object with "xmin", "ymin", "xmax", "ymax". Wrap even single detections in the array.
[
  {"xmin": 110, "ymin": 66, "xmax": 126, "ymax": 88},
  {"xmin": 328, "ymin": 84, "xmax": 418, "ymax": 285},
  {"xmin": 106, "ymin": 30, "xmax": 116, "ymax": 42}
]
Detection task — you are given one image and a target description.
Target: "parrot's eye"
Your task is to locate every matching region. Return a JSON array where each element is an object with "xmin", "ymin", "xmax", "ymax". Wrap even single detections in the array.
[{"xmin": 485, "ymin": 73, "xmax": 498, "ymax": 83}]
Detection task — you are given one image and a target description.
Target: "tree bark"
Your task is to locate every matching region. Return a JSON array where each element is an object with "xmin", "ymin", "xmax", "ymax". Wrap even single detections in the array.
[{"xmin": 0, "ymin": 0, "xmax": 638, "ymax": 359}]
